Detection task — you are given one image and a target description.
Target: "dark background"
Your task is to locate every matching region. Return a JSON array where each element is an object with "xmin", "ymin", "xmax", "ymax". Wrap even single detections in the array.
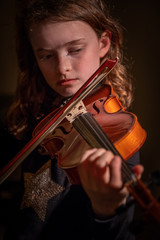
[{"xmin": 0, "ymin": 0, "xmax": 160, "ymax": 239}]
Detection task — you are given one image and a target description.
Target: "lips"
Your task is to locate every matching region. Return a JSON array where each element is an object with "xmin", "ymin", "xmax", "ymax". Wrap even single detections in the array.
[{"xmin": 58, "ymin": 78, "xmax": 78, "ymax": 85}]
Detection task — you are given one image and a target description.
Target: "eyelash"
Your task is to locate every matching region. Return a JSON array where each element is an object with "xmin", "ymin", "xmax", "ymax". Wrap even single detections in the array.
[
  {"xmin": 39, "ymin": 47, "xmax": 84, "ymax": 61},
  {"xmin": 40, "ymin": 54, "xmax": 53, "ymax": 60},
  {"xmin": 69, "ymin": 48, "xmax": 83, "ymax": 54}
]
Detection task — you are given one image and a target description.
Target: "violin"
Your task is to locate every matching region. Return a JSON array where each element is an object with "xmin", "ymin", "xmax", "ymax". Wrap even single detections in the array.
[
  {"xmin": 33, "ymin": 82, "xmax": 160, "ymax": 224},
  {"xmin": 0, "ymin": 58, "xmax": 160, "ymax": 224},
  {"xmin": 33, "ymin": 84, "xmax": 146, "ymax": 184}
]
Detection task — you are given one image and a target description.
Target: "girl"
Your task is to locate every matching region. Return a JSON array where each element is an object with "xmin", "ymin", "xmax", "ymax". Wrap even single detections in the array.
[{"xmin": 4, "ymin": 0, "xmax": 144, "ymax": 239}]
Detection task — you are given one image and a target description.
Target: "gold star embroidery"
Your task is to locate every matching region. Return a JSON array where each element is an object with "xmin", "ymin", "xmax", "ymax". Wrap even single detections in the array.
[{"xmin": 21, "ymin": 160, "xmax": 65, "ymax": 221}]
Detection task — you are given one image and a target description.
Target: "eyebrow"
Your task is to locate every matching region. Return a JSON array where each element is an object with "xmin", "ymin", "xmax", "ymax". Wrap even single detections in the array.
[{"xmin": 36, "ymin": 38, "xmax": 86, "ymax": 53}]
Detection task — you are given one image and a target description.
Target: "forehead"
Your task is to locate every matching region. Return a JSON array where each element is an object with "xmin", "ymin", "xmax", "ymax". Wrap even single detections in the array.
[{"xmin": 29, "ymin": 20, "xmax": 98, "ymax": 49}]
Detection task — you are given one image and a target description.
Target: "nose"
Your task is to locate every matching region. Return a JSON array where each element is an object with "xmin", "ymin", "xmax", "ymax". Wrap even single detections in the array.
[{"xmin": 57, "ymin": 54, "xmax": 72, "ymax": 75}]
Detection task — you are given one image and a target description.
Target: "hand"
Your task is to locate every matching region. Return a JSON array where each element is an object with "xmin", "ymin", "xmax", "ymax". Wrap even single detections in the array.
[{"xmin": 77, "ymin": 148, "xmax": 143, "ymax": 219}]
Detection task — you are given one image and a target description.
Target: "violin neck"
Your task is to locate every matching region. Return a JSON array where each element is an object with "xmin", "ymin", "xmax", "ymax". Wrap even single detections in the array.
[{"xmin": 72, "ymin": 112, "xmax": 160, "ymax": 224}]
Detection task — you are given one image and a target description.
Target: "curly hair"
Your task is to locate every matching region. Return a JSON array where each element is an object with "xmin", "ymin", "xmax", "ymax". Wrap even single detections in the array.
[{"xmin": 7, "ymin": 0, "xmax": 133, "ymax": 139}]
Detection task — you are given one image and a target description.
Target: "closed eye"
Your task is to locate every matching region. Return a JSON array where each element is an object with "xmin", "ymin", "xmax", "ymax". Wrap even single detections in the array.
[
  {"xmin": 39, "ymin": 53, "xmax": 54, "ymax": 61},
  {"xmin": 68, "ymin": 48, "xmax": 83, "ymax": 55}
]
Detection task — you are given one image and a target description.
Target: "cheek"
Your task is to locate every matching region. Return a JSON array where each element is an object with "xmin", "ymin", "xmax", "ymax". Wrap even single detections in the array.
[{"xmin": 79, "ymin": 55, "xmax": 100, "ymax": 80}]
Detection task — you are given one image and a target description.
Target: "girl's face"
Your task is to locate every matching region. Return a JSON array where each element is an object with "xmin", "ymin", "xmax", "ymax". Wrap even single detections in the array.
[{"xmin": 29, "ymin": 20, "xmax": 110, "ymax": 97}]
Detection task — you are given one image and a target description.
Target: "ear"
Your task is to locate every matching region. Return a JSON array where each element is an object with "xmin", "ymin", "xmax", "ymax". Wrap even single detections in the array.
[{"xmin": 99, "ymin": 30, "xmax": 111, "ymax": 58}]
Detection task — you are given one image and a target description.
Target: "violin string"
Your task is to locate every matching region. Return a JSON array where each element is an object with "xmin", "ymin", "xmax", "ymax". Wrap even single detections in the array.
[{"xmin": 73, "ymin": 113, "xmax": 136, "ymax": 183}]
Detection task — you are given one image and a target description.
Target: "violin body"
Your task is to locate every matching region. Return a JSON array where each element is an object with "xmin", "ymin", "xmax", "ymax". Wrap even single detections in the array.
[{"xmin": 33, "ymin": 84, "xmax": 146, "ymax": 183}]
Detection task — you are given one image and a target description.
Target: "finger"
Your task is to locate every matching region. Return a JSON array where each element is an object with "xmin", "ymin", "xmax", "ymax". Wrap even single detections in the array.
[
  {"xmin": 78, "ymin": 148, "xmax": 98, "ymax": 185},
  {"xmin": 80, "ymin": 148, "xmax": 97, "ymax": 163},
  {"xmin": 86, "ymin": 150, "xmax": 114, "ymax": 183},
  {"xmin": 132, "ymin": 164, "xmax": 144, "ymax": 179},
  {"xmin": 87, "ymin": 150, "xmax": 115, "ymax": 186},
  {"xmin": 89, "ymin": 149, "xmax": 114, "ymax": 167},
  {"xmin": 78, "ymin": 149, "xmax": 113, "ymax": 188},
  {"xmin": 80, "ymin": 148, "xmax": 114, "ymax": 168},
  {"xmin": 109, "ymin": 155, "xmax": 123, "ymax": 188}
]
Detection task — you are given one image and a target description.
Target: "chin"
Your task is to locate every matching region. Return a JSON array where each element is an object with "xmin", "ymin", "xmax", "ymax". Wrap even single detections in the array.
[{"xmin": 60, "ymin": 88, "xmax": 79, "ymax": 98}]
